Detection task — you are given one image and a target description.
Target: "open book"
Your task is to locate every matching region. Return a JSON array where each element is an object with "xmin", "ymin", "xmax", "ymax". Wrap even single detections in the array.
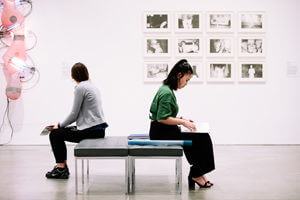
[
  {"xmin": 181, "ymin": 122, "xmax": 210, "ymax": 133},
  {"xmin": 40, "ymin": 125, "xmax": 54, "ymax": 135}
]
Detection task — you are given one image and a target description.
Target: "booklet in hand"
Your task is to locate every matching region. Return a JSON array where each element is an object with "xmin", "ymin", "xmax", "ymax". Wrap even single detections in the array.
[
  {"xmin": 40, "ymin": 125, "xmax": 54, "ymax": 136},
  {"xmin": 181, "ymin": 122, "xmax": 210, "ymax": 133}
]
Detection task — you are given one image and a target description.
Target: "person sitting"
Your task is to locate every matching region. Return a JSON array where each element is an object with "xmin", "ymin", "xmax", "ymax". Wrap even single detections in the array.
[
  {"xmin": 149, "ymin": 59, "xmax": 215, "ymax": 189},
  {"xmin": 45, "ymin": 62, "xmax": 108, "ymax": 179}
]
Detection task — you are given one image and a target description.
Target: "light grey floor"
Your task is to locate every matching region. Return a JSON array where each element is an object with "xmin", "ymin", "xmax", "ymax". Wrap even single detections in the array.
[{"xmin": 0, "ymin": 145, "xmax": 300, "ymax": 200}]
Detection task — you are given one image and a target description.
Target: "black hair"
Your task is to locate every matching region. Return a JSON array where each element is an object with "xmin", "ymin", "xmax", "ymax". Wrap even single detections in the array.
[
  {"xmin": 163, "ymin": 59, "xmax": 193, "ymax": 90},
  {"xmin": 71, "ymin": 62, "xmax": 89, "ymax": 82}
]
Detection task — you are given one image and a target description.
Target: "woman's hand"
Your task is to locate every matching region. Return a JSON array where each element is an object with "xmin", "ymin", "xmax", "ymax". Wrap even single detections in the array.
[
  {"xmin": 187, "ymin": 119, "xmax": 194, "ymax": 123},
  {"xmin": 182, "ymin": 120, "xmax": 197, "ymax": 132},
  {"xmin": 52, "ymin": 124, "xmax": 59, "ymax": 130},
  {"xmin": 180, "ymin": 116, "xmax": 194, "ymax": 123}
]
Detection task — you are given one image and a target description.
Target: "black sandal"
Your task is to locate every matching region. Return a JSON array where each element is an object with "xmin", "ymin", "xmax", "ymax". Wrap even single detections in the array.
[
  {"xmin": 188, "ymin": 176, "xmax": 211, "ymax": 189},
  {"xmin": 207, "ymin": 181, "xmax": 214, "ymax": 186},
  {"xmin": 198, "ymin": 181, "xmax": 211, "ymax": 188}
]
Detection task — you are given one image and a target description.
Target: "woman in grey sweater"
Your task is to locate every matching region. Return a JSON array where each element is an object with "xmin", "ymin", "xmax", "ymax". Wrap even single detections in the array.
[{"xmin": 46, "ymin": 62, "xmax": 108, "ymax": 179}]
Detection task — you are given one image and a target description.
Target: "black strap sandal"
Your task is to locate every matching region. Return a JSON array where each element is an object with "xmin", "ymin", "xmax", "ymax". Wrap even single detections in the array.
[
  {"xmin": 195, "ymin": 180, "xmax": 211, "ymax": 188},
  {"xmin": 207, "ymin": 181, "xmax": 214, "ymax": 186}
]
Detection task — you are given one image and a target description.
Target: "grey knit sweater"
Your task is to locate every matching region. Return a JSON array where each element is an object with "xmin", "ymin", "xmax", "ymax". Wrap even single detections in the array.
[{"xmin": 59, "ymin": 80, "xmax": 106, "ymax": 130}]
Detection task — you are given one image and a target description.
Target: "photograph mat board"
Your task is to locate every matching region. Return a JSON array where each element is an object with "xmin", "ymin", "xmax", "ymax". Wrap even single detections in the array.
[
  {"xmin": 175, "ymin": 12, "xmax": 202, "ymax": 32},
  {"xmin": 144, "ymin": 11, "xmax": 171, "ymax": 32},
  {"xmin": 207, "ymin": 11, "xmax": 234, "ymax": 32},
  {"xmin": 207, "ymin": 62, "xmax": 235, "ymax": 82},
  {"xmin": 238, "ymin": 11, "xmax": 266, "ymax": 32}
]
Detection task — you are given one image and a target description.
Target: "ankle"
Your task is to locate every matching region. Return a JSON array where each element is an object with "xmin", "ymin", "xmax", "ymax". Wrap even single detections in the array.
[
  {"xmin": 57, "ymin": 163, "xmax": 65, "ymax": 168},
  {"xmin": 192, "ymin": 176, "xmax": 201, "ymax": 181}
]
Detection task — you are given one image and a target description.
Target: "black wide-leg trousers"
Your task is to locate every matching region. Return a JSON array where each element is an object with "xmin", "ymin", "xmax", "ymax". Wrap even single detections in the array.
[
  {"xmin": 49, "ymin": 127, "xmax": 105, "ymax": 163},
  {"xmin": 149, "ymin": 121, "xmax": 215, "ymax": 178}
]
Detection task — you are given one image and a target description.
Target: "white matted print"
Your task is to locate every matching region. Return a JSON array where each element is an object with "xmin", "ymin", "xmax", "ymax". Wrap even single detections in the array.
[
  {"xmin": 207, "ymin": 37, "xmax": 234, "ymax": 57},
  {"xmin": 144, "ymin": 11, "xmax": 170, "ymax": 32},
  {"xmin": 207, "ymin": 62, "xmax": 234, "ymax": 82},
  {"xmin": 175, "ymin": 12, "xmax": 202, "ymax": 32},
  {"xmin": 189, "ymin": 60, "xmax": 204, "ymax": 82},
  {"xmin": 144, "ymin": 37, "xmax": 170, "ymax": 57},
  {"xmin": 238, "ymin": 62, "xmax": 266, "ymax": 82},
  {"xmin": 144, "ymin": 62, "xmax": 169, "ymax": 82},
  {"xmin": 175, "ymin": 37, "xmax": 202, "ymax": 57},
  {"xmin": 239, "ymin": 36, "xmax": 265, "ymax": 57},
  {"xmin": 238, "ymin": 11, "xmax": 265, "ymax": 33},
  {"xmin": 207, "ymin": 11, "xmax": 234, "ymax": 32}
]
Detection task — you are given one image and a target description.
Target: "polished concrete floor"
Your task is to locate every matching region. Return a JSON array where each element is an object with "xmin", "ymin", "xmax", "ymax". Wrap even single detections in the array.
[{"xmin": 0, "ymin": 145, "xmax": 300, "ymax": 200}]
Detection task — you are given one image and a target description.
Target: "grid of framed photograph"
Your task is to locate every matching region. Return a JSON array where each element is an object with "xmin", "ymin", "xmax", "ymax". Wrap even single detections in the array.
[{"xmin": 143, "ymin": 11, "xmax": 266, "ymax": 83}]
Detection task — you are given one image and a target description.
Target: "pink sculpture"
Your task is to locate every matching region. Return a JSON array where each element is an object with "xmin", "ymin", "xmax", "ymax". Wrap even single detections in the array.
[{"xmin": 1, "ymin": 0, "xmax": 30, "ymax": 100}]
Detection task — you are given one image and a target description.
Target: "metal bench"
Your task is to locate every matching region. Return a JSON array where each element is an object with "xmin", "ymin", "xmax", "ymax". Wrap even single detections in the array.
[
  {"xmin": 74, "ymin": 136, "xmax": 129, "ymax": 194},
  {"xmin": 128, "ymin": 145, "xmax": 183, "ymax": 194},
  {"xmin": 74, "ymin": 136, "xmax": 184, "ymax": 195}
]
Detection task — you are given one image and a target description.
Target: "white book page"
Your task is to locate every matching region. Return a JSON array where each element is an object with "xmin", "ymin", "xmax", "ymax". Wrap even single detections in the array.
[{"xmin": 181, "ymin": 122, "xmax": 210, "ymax": 133}]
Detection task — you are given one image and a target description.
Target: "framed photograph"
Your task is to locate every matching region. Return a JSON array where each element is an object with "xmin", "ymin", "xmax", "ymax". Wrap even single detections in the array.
[
  {"xmin": 238, "ymin": 36, "xmax": 265, "ymax": 57},
  {"xmin": 207, "ymin": 61, "xmax": 234, "ymax": 82},
  {"xmin": 175, "ymin": 12, "xmax": 202, "ymax": 32},
  {"xmin": 238, "ymin": 62, "xmax": 266, "ymax": 82},
  {"xmin": 175, "ymin": 37, "xmax": 202, "ymax": 57},
  {"xmin": 238, "ymin": 11, "xmax": 265, "ymax": 33},
  {"xmin": 207, "ymin": 11, "xmax": 234, "ymax": 32},
  {"xmin": 143, "ymin": 11, "xmax": 170, "ymax": 32},
  {"xmin": 207, "ymin": 37, "xmax": 234, "ymax": 57},
  {"xmin": 189, "ymin": 60, "xmax": 204, "ymax": 82},
  {"xmin": 144, "ymin": 62, "xmax": 169, "ymax": 82},
  {"xmin": 144, "ymin": 37, "xmax": 171, "ymax": 57}
]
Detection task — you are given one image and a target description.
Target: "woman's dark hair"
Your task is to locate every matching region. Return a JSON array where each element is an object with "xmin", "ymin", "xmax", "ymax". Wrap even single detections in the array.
[
  {"xmin": 71, "ymin": 62, "xmax": 89, "ymax": 82},
  {"xmin": 163, "ymin": 59, "xmax": 193, "ymax": 90}
]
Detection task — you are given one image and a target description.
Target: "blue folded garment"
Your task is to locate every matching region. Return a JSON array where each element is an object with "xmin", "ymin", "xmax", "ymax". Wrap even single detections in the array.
[
  {"xmin": 128, "ymin": 134, "xmax": 149, "ymax": 140},
  {"xmin": 128, "ymin": 140, "xmax": 192, "ymax": 146}
]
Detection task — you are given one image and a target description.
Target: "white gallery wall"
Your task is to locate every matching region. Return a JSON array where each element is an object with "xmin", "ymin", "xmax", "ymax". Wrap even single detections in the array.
[{"xmin": 0, "ymin": 0, "xmax": 299, "ymax": 145}]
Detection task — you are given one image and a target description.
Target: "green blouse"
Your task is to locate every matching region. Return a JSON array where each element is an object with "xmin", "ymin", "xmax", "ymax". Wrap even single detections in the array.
[{"xmin": 149, "ymin": 85, "xmax": 179, "ymax": 121}]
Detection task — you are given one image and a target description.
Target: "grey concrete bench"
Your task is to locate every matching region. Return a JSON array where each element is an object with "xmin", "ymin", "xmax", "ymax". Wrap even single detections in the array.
[{"xmin": 74, "ymin": 136, "xmax": 183, "ymax": 194}]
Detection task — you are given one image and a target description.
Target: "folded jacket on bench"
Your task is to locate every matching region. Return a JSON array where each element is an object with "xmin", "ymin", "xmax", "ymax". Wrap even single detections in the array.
[
  {"xmin": 128, "ymin": 134, "xmax": 149, "ymax": 140},
  {"xmin": 128, "ymin": 140, "xmax": 192, "ymax": 146}
]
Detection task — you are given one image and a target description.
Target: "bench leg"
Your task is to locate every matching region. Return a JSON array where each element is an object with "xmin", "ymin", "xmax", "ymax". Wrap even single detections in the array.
[
  {"xmin": 128, "ymin": 157, "xmax": 132, "ymax": 193},
  {"xmin": 87, "ymin": 159, "xmax": 89, "ymax": 184},
  {"xmin": 132, "ymin": 157, "xmax": 135, "ymax": 193},
  {"xmin": 125, "ymin": 158, "xmax": 129, "ymax": 194},
  {"xmin": 75, "ymin": 158, "xmax": 78, "ymax": 194},
  {"xmin": 128, "ymin": 157, "xmax": 135, "ymax": 194},
  {"xmin": 82, "ymin": 159, "xmax": 85, "ymax": 192},
  {"xmin": 176, "ymin": 158, "xmax": 182, "ymax": 194}
]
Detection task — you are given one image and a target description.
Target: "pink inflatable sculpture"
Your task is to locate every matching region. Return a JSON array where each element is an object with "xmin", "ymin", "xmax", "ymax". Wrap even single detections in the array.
[{"xmin": 1, "ymin": 0, "xmax": 27, "ymax": 100}]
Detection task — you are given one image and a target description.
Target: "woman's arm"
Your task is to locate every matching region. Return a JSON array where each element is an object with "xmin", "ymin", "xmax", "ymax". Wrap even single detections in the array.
[
  {"xmin": 59, "ymin": 87, "xmax": 84, "ymax": 128},
  {"xmin": 158, "ymin": 116, "xmax": 196, "ymax": 131}
]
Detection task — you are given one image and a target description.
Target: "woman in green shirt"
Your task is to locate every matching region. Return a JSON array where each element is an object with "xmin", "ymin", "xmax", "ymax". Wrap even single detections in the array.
[{"xmin": 149, "ymin": 59, "xmax": 215, "ymax": 189}]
